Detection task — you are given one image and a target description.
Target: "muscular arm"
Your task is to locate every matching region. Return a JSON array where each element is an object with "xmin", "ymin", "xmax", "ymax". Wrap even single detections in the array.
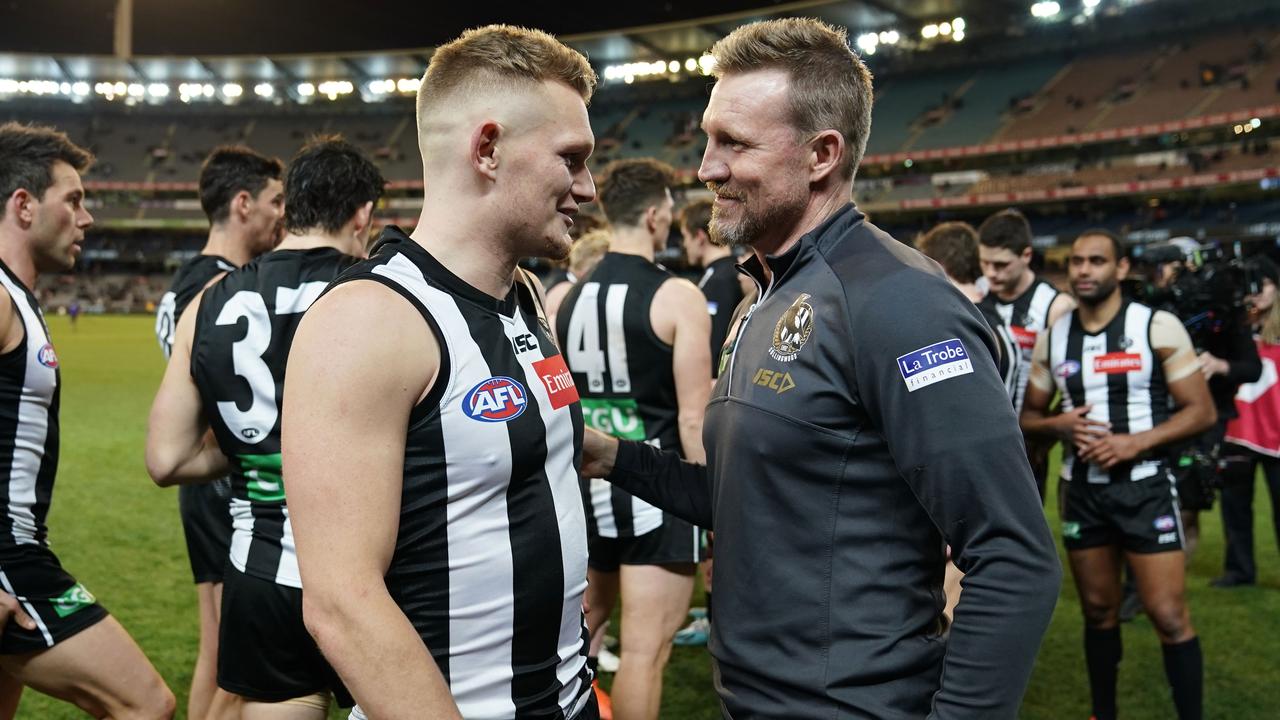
[
  {"xmin": 854, "ymin": 273, "xmax": 1061, "ymax": 720},
  {"xmin": 1047, "ymin": 292, "xmax": 1076, "ymax": 327},
  {"xmin": 145, "ymin": 291, "xmax": 229, "ymax": 486},
  {"xmin": 1020, "ymin": 332, "xmax": 1108, "ymax": 445},
  {"xmin": 583, "ymin": 429, "xmax": 713, "ymax": 528},
  {"xmin": 652, "ymin": 278, "xmax": 712, "ymax": 463},
  {"xmin": 283, "ymin": 281, "xmax": 460, "ymax": 719}
]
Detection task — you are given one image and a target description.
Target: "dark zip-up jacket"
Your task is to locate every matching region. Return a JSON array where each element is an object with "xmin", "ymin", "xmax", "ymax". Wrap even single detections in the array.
[{"xmin": 607, "ymin": 203, "xmax": 1060, "ymax": 719}]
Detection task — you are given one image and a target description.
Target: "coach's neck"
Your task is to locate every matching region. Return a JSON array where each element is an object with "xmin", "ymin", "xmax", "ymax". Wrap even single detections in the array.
[{"xmin": 752, "ymin": 177, "xmax": 852, "ymax": 276}]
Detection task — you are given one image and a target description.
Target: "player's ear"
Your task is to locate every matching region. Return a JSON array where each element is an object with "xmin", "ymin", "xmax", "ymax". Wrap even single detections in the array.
[
  {"xmin": 353, "ymin": 201, "xmax": 374, "ymax": 236},
  {"xmin": 470, "ymin": 120, "xmax": 502, "ymax": 181},
  {"xmin": 231, "ymin": 190, "xmax": 253, "ymax": 222},
  {"xmin": 7, "ymin": 188, "xmax": 35, "ymax": 227},
  {"xmin": 1116, "ymin": 256, "xmax": 1130, "ymax": 281}
]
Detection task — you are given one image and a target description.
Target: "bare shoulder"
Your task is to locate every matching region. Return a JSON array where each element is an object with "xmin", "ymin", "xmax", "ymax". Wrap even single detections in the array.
[
  {"xmin": 0, "ymin": 286, "xmax": 20, "ymax": 355},
  {"xmin": 655, "ymin": 276, "xmax": 706, "ymax": 306}
]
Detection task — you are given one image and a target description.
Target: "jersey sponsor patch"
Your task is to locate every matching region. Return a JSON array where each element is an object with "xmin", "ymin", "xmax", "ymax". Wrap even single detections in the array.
[
  {"xmin": 462, "ymin": 376, "xmax": 528, "ymax": 422},
  {"xmin": 580, "ymin": 397, "xmax": 647, "ymax": 441},
  {"xmin": 897, "ymin": 338, "xmax": 973, "ymax": 392},
  {"xmin": 1154, "ymin": 514, "xmax": 1177, "ymax": 532},
  {"xmin": 37, "ymin": 343, "xmax": 58, "ymax": 369},
  {"xmin": 1055, "ymin": 359, "xmax": 1081, "ymax": 378},
  {"xmin": 533, "ymin": 354, "xmax": 579, "ymax": 409},
  {"xmin": 1062, "ymin": 521, "xmax": 1082, "ymax": 540},
  {"xmin": 1010, "ymin": 325, "xmax": 1038, "ymax": 351},
  {"xmin": 1158, "ymin": 532, "xmax": 1179, "ymax": 545},
  {"xmin": 51, "ymin": 582, "xmax": 96, "ymax": 618},
  {"xmin": 1094, "ymin": 352, "xmax": 1143, "ymax": 374}
]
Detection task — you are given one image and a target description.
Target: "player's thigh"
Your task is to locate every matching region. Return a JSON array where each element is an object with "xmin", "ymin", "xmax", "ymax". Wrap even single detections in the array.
[
  {"xmin": 586, "ymin": 567, "xmax": 620, "ymax": 636},
  {"xmin": 619, "ymin": 563, "xmax": 695, "ymax": 653},
  {"xmin": 1067, "ymin": 545, "xmax": 1124, "ymax": 624},
  {"xmin": 1128, "ymin": 550, "xmax": 1191, "ymax": 639},
  {"xmin": 0, "ymin": 614, "xmax": 170, "ymax": 717},
  {"xmin": 197, "ymin": 581, "xmax": 222, "ymax": 640},
  {"xmin": 0, "ymin": 667, "xmax": 22, "ymax": 720},
  {"xmin": 241, "ymin": 694, "xmax": 330, "ymax": 720}
]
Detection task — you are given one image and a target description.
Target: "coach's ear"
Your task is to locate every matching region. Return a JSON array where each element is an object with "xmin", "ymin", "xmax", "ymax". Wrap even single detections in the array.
[{"xmin": 470, "ymin": 120, "xmax": 502, "ymax": 181}]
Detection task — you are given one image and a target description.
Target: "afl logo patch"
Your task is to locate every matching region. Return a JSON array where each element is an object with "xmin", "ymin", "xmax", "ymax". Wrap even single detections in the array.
[
  {"xmin": 1055, "ymin": 360, "xmax": 1081, "ymax": 378},
  {"xmin": 462, "ymin": 376, "xmax": 528, "ymax": 423},
  {"xmin": 769, "ymin": 293, "xmax": 815, "ymax": 363},
  {"xmin": 37, "ymin": 343, "xmax": 59, "ymax": 369}
]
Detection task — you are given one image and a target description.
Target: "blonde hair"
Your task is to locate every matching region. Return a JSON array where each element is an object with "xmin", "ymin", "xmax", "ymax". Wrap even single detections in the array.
[
  {"xmin": 417, "ymin": 25, "xmax": 596, "ymax": 137},
  {"xmin": 709, "ymin": 18, "xmax": 874, "ymax": 179},
  {"xmin": 569, "ymin": 229, "xmax": 611, "ymax": 278}
]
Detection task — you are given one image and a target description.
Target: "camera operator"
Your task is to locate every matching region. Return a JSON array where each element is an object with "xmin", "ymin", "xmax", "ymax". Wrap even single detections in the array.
[
  {"xmin": 1137, "ymin": 237, "xmax": 1262, "ymax": 562},
  {"xmin": 1216, "ymin": 255, "xmax": 1280, "ymax": 587}
]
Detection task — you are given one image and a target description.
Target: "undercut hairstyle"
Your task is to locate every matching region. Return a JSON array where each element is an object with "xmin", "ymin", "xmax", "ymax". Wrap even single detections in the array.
[
  {"xmin": 1076, "ymin": 228, "xmax": 1127, "ymax": 262},
  {"xmin": 917, "ymin": 222, "xmax": 981, "ymax": 284},
  {"xmin": 597, "ymin": 158, "xmax": 675, "ymax": 228},
  {"xmin": 978, "ymin": 208, "xmax": 1033, "ymax": 254},
  {"xmin": 417, "ymin": 25, "xmax": 597, "ymax": 145},
  {"xmin": 0, "ymin": 122, "xmax": 93, "ymax": 221},
  {"xmin": 709, "ymin": 18, "xmax": 874, "ymax": 179},
  {"xmin": 198, "ymin": 145, "xmax": 284, "ymax": 225},
  {"xmin": 283, "ymin": 135, "xmax": 386, "ymax": 235},
  {"xmin": 678, "ymin": 198, "xmax": 713, "ymax": 237}
]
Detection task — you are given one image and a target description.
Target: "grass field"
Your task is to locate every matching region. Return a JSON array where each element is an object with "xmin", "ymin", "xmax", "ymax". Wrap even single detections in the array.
[{"xmin": 20, "ymin": 314, "xmax": 1280, "ymax": 718}]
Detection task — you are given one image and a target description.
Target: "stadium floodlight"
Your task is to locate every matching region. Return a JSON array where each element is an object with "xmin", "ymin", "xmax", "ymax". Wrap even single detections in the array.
[
  {"xmin": 147, "ymin": 83, "xmax": 169, "ymax": 98},
  {"xmin": 698, "ymin": 54, "xmax": 716, "ymax": 75},
  {"xmin": 297, "ymin": 82, "xmax": 316, "ymax": 97},
  {"xmin": 127, "ymin": 83, "xmax": 145, "ymax": 98},
  {"xmin": 668, "ymin": 60, "xmax": 680, "ymax": 73},
  {"xmin": 397, "ymin": 77, "xmax": 421, "ymax": 93},
  {"xmin": 1083, "ymin": 0, "xmax": 1101, "ymax": 7},
  {"xmin": 222, "ymin": 83, "xmax": 243, "ymax": 98},
  {"xmin": 59, "ymin": 82, "xmax": 71, "ymax": 94},
  {"xmin": 922, "ymin": 24, "xmax": 939, "ymax": 39},
  {"xmin": 72, "ymin": 82, "xmax": 89, "ymax": 96},
  {"xmin": 202, "ymin": 84, "xmax": 215, "ymax": 97},
  {"xmin": 685, "ymin": 58, "xmax": 697, "ymax": 72},
  {"xmin": 254, "ymin": 82, "xmax": 274, "ymax": 98},
  {"xmin": 1031, "ymin": 1, "xmax": 1061, "ymax": 18},
  {"xmin": 939, "ymin": 22, "xmax": 952, "ymax": 35},
  {"xmin": 856, "ymin": 33, "xmax": 879, "ymax": 55},
  {"xmin": 953, "ymin": 29, "xmax": 966, "ymax": 41},
  {"xmin": 113, "ymin": 81, "xmax": 127, "ymax": 95},
  {"xmin": 953, "ymin": 17, "xmax": 966, "ymax": 32},
  {"xmin": 0, "ymin": 79, "xmax": 17, "ymax": 94},
  {"xmin": 1251, "ymin": 117, "xmax": 1262, "ymax": 129}
]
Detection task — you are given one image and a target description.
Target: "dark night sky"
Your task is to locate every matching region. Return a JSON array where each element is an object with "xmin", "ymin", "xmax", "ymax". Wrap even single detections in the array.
[{"xmin": 0, "ymin": 0, "xmax": 792, "ymax": 56}]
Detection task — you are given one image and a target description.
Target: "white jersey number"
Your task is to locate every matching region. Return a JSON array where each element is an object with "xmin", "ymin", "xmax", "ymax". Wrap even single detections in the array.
[
  {"xmin": 155, "ymin": 291, "xmax": 177, "ymax": 359},
  {"xmin": 566, "ymin": 282, "xmax": 632, "ymax": 393},
  {"xmin": 214, "ymin": 282, "xmax": 328, "ymax": 444}
]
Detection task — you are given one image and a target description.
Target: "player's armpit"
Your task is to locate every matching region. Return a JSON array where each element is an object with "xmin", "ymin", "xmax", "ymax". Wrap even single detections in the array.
[{"xmin": 282, "ymin": 280, "xmax": 460, "ymax": 718}]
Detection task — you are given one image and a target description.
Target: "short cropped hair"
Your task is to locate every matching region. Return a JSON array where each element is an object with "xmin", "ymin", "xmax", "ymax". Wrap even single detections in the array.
[
  {"xmin": 709, "ymin": 18, "xmax": 874, "ymax": 179},
  {"xmin": 918, "ymin": 222, "xmax": 981, "ymax": 284},
  {"xmin": 678, "ymin": 198, "xmax": 713, "ymax": 237},
  {"xmin": 0, "ymin": 122, "xmax": 93, "ymax": 221},
  {"xmin": 597, "ymin": 159, "xmax": 675, "ymax": 228},
  {"xmin": 569, "ymin": 229, "xmax": 611, "ymax": 278},
  {"xmin": 978, "ymin": 208, "xmax": 1033, "ymax": 254},
  {"xmin": 198, "ymin": 146, "xmax": 283, "ymax": 225},
  {"xmin": 283, "ymin": 135, "xmax": 386, "ymax": 235},
  {"xmin": 1075, "ymin": 228, "xmax": 1127, "ymax": 262},
  {"xmin": 417, "ymin": 24, "xmax": 597, "ymax": 140}
]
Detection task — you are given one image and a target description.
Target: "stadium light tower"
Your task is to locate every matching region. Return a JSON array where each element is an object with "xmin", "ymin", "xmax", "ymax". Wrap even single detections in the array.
[{"xmin": 114, "ymin": 0, "xmax": 133, "ymax": 57}]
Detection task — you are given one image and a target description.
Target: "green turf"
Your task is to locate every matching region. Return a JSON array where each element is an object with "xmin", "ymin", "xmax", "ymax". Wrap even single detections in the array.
[{"xmin": 19, "ymin": 314, "xmax": 1280, "ymax": 718}]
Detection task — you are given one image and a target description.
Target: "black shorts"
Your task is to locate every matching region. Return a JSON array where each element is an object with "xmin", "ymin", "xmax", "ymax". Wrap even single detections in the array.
[
  {"xmin": 179, "ymin": 479, "xmax": 233, "ymax": 585},
  {"xmin": 218, "ymin": 566, "xmax": 352, "ymax": 706},
  {"xmin": 0, "ymin": 546, "xmax": 109, "ymax": 655},
  {"xmin": 1061, "ymin": 471, "xmax": 1184, "ymax": 554},
  {"xmin": 588, "ymin": 517, "xmax": 702, "ymax": 572}
]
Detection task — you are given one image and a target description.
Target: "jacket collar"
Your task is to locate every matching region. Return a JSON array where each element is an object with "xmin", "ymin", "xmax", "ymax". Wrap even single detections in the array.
[{"xmin": 738, "ymin": 202, "xmax": 863, "ymax": 294}]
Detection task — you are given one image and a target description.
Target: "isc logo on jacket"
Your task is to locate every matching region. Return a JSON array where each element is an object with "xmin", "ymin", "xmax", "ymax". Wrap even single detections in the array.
[{"xmin": 463, "ymin": 376, "xmax": 528, "ymax": 422}]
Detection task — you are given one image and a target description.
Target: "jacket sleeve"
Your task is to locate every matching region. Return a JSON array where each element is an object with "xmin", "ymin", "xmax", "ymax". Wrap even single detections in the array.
[
  {"xmin": 1223, "ymin": 321, "xmax": 1263, "ymax": 386},
  {"xmin": 850, "ymin": 272, "xmax": 1062, "ymax": 720},
  {"xmin": 606, "ymin": 440, "xmax": 713, "ymax": 528}
]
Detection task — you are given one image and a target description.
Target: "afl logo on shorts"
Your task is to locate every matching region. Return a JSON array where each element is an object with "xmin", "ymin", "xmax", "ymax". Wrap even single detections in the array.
[
  {"xmin": 462, "ymin": 376, "xmax": 528, "ymax": 423},
  {"xmin": 37, "ymin": 343, "xmax": 59, "ymax": 369},
  {"xmin": 1055, "ymin": 360, "xmax": 1081, "ymax": 378},
  {"xmin": 770, "ymin": 293, "xmax": 815, "ymax": 363}
]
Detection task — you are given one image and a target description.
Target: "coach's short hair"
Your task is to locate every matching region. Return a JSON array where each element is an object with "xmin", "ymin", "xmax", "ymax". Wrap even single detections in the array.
[
  {"xmin": 1075, "ymin": 227, "xmax": 1127, "ymax": 262},
  {"xmin": 0, "ymin": 122, "xmax": 93, "ymax": 222},
  {"xmin": 709, "ymin": 18, "xmax": 874, "ymax": 179},
  {"xmin": 918, "ymin": 221, "xmax": 981, "ymax": 284},
  {"xmin": 978, "ymin": 208, "xmax": 1033, "ymax": 254},
  {"xmin": 678, "ymin": 198, "xmax": 713, "ymax": 238},
  {"xmin": 198, "ymin": 146, "xmax": 284, "ymax": 225},
  {"xmin": 283, "ymin": 135, "xmax": 386, "ymax": 235},
  {"xmin": 597, "ymin": 159, "xmax": 675, "ymax": 229},
  {"xmin": 417, "ymin": 25, "xmax": 596, "ymax": 140}
]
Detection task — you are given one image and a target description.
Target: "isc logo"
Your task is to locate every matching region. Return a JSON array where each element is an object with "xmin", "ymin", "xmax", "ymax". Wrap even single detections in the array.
[{"xmin": 462, "ymin": 376, "xmax": 528, "ymax": 422}]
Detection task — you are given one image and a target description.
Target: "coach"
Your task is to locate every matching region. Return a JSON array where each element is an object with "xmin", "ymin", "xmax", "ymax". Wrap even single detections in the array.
[{"xmin": 581, "ymin": 18, "xmax": 1061, "ymax": 719}]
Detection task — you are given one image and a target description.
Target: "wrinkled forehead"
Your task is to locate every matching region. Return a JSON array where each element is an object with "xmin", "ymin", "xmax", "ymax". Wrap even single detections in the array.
[{"xmin": 703, "ymin": 69, "xmax": 795, "ymax": 133}]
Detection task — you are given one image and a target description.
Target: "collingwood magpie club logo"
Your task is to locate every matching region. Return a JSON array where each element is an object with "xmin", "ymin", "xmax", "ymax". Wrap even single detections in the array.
[{"xmin": 769, "ymin": 293, "xmax": 815, "ymax": 363}]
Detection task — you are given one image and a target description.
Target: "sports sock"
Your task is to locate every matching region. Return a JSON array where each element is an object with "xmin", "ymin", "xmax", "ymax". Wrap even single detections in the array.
[
  {"xmin": 1161, "ymin": 637, "xmax": 1203, "ymax": 720},
  {"xmin": 1084, "ymin": 626, "xmax": 1122, "ymax": 720}
]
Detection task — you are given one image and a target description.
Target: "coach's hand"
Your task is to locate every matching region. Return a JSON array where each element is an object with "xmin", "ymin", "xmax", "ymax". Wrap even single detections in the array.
[
  {"xmin": 0, "ymin": 592, "xmax": 35, "ymax": 634},
  {"xmin": 581, "ymin": 427, "xmax": 619, "ymax": 479}
]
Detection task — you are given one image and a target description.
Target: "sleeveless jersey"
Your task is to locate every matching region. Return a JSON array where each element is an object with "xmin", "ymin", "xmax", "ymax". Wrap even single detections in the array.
[
  {"xmin": 982, "ymin": 277, "xmax": 1060, "ymax": 412},
  {"xmin": 156, "ymin": 254, "xmax": 236, "ymax": 359},
  {"xmin": 1048, "ymin": 300, "xmax": 1172, "ymax": 484},
  {"xmin": 556, "ymin": 252, "xmax": 681, "ymax": 539},
  {"xmin": 0, "ymin": 261, "xmax": 60, "ymax": 553},
  {"xmin": 979, "ymin": 302, "xmax": 1022, "ymax": 402},
  {"xmin": 330, "ymin": 228, "xmax": 592, "ymax": 720},
  {"xmin": 698, "ymin": 255, "xmax": 745, "ymax": 377},
  {"xmin": 190, "ymin": 247, "xmax": 357, "ymax": 588}
]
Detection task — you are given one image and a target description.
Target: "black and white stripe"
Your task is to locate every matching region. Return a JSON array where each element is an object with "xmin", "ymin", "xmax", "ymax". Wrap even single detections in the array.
[
  {"xmin": 1050, "ymin": 300, "xmax": 1170, "ymax": 484},
  {"xmin": 0, "ymin": 261, "xmax": 59, "ymax": 551},
  {"xmin": 986, "ymin": 278, "xmax": 1060, "ymax": 413},
  {"xmin": 339, "ymin": 232, "xmax": 590, "ymax": 720}
]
